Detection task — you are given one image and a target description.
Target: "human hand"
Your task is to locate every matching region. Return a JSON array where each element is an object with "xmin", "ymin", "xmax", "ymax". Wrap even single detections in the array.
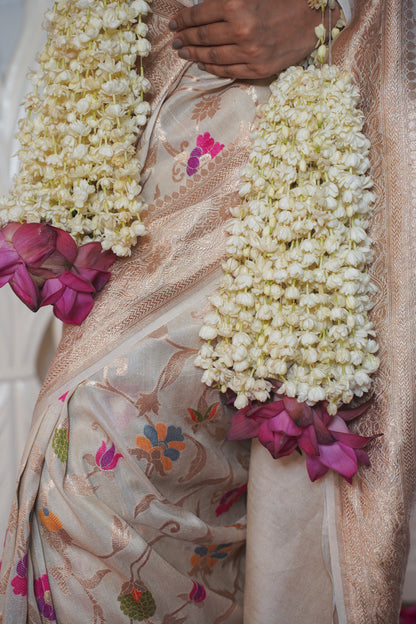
[{"xmin": 169, "ymin": 0, "xmax": 340, "ymax": 80}]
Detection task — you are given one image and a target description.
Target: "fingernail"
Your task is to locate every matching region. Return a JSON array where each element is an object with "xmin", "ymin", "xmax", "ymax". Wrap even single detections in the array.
[
  {"xmin": 178, "ymin": 49, "xmax": 190, "ymax": 60},
  {"xmin": 172, "ymin": 39, "xmax": 183, "ymax": 49},
  {"xmin": 198, "ymin": 63, "xmax": 206, "ymax": 71},
  {"xmin": 168, "ymin": 20, "xmax": 178, "ymax": 30}
]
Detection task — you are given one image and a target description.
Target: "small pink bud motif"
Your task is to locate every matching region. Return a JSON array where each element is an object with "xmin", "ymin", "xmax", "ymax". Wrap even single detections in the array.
[{"xmin": 189, "ymin": 580, "xmax": 206, "ymax": 603}]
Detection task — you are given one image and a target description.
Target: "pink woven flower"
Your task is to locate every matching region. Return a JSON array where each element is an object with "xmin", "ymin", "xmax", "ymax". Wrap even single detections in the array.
[
  {"xmin": 11, "ymin": 554, "xmax": 28, "ymax": 596},
  {"xmin": 228, "ymin": 394, "xmax": 377, "ymax": 482},
  {"xmin": 95, "ymin": 441, "xmax": 123, "ymax": 470}
]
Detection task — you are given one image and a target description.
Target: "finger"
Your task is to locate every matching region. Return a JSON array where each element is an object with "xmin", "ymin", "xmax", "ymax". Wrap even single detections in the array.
[
  {"xmin": 169, "ymin": 0, "xmax": 225, "ymax": 31},
  {"xmin": 198, "ymin": 62, "xmax": 260, "ymax": 80},
  {"xmin": 177, "ymin": 43, "xmax": 249, "ymax": 67},
  {"xmin": 172, "ymin": 22, "xmax": 234, "ymax": 48}
]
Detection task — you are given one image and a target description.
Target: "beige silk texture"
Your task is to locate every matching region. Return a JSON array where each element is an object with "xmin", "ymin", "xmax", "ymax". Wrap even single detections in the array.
[{"xmin": 244, "ymin": 1, "xmax": 416, "ymax": 623}]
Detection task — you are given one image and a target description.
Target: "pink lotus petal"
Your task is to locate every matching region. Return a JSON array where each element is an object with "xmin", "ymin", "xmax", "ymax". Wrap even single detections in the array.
[
  {"xmin": 354, "ymin": 448, "xmax": 371, "ymax": 466},
  {"xmin": 74, "ymin": 242, "xmax": 115, "ymax": 272},
  {"xmin": 330, "ymin": 429, "xmax": 374, "ymax": 449},
  {"xmin": 318, "ymin": 442, "xmax": 358, "ymax": 482},
  {"xmin": 0, "ymin": 248, "xmax": 22, "ymax": 284},
  {"xmin": 268, "ymin": 410, "xmax": 304, "ymax": 436},
  {"xmin": 0, "ymin": 222, "xmax": 21, "ymax": 243},
  {"xmin": 313, "ymin": 413, "xmax": 335, "ymax": 445},
  {"xmin": 12, "ymin": 223, "xmax": 57, "ymax": 266},
  {"xmin": 258, "ymin": 421, "xmax": 298, "ymax": 458},
  {"xmin": 59, "ymin": 270, "xmax": 95, "ymax": 293},
  {"xmin": 326, "ymin": 414, "xmax": 350, "ymax": 434},
  {"xmin": 298, "ymin": 427, "xmax": 319, "ymax": 455},
  {"xmin": 53, "ymin": 289, "xmax": 94, "ymax": 324},
  {"xmin": 54, "ymin": 227, "xmax": 77, "ymax": 263},
  {"xmin": 338, "ymin": 402, "xmax": 371, "ymax": 422},
  {"xmin": 10, "ymin": 264, "xmax": 40, "ymax": 311},
  {"xmin": 246, "ymin": 400, "xmax": 286, "ymax": 420},
  {"xmin": 227, "ymin": 409, "xmax": 261, "ymax": 440},
  {"xmin": 282, "ymin": 396, "xmax": 314, "ymax": 426},
  {"xmin": 41, "ymin": 277, "xmax": 65, "ymax": 306},
  {"xmin": 306, "ymin": 455, "xmax": 329, "ymax": 482}
]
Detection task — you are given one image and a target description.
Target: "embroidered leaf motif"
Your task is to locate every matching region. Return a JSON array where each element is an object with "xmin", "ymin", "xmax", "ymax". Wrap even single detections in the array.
[
  {"xmin": 178, "ymin": 435, "xmax": 207, "ymax": 483},
  {"xmin": 111, "ymin": 516, "xmax": 130, "ymax": 553},
  {"xmin": 187, "ymin": 402, "xmax": 219, "ymax": 424},
  {"xmin": 63, "ymin": 474, "xmax": 98, "ymax": 497},
  {"xmin": 215, "ymin": 483, "xmax": 248, "ymax": 517},
  {"xmin": 48, "ymin": 566, "xmax": 71, "ymax": 595},
  {"xmin": 83, "ymin": 568, "xmax": 111, "ymax": 590},
  {"xmin": 191, "ymin": 94, "xmax": 221, "ymax": 122},
  {"xmin": 133, "ymin": 494, "xmax": 159, "ymax": 518},
  {"xmin": 159, "ymin": 349, "xmax": 195, "ymax": 392}
]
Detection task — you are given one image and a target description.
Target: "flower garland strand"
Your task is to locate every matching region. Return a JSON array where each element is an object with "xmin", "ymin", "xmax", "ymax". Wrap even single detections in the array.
[
  {"xmin": 0, "ymin": 0, "xmax": 153, "ymax": 323},
  {"xmin": 1, "ymin": 0, "xmax": 152, "ymax": 256},
  {"xmin": 195, "ymin": 5, "xmax": 380, "ymax": 481}
]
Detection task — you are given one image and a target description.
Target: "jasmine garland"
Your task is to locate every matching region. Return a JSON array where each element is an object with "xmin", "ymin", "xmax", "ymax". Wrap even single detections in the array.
[
  {"xmin": 0, "ymin": 0, "xmax": 152, "ymax": 257},
  {"xmin": 195, "ymin": 63, "xmax": 379, "ymax": 417}
]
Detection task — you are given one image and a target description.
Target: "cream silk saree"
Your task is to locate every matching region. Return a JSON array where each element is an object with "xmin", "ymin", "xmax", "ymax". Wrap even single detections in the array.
[{"xmin": 1, "ymin": 0, "xmax": 415, "ymax": 622}]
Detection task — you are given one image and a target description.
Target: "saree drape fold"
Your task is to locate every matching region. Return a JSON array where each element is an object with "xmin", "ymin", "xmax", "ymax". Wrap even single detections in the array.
[{"xmin": 1, "ymin": 0, "xmax": 415, "ymax": 622}]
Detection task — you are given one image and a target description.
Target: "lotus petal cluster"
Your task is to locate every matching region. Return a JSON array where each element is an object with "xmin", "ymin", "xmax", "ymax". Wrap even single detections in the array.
[
  {"xmin": 0, "ymin": 0, "xmax": 152, "ymax": 257},
  {"xmin": 196, "ymin": 64, "xmax": 379, "ymax": 414},
  {"xmin": 228, "ymin": 393, "xmax": 377, "ymax": 482},
  {"xmin": 0, "ymin": 222, "xmax": 115, "ymax": 324}
]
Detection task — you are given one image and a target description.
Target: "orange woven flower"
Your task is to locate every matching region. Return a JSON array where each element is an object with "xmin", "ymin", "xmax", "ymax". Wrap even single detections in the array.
[{"xmin": 39, "ymin": 507, "xmax": 62, "ymax": 532}]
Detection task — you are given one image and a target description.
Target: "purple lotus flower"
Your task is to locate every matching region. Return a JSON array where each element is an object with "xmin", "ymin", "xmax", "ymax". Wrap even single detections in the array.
[
  {"xmin": 95, "ymin": 441, "xmax": 123, "ymax": 470},
  {"xmin": 0, "ymin": 222, "xmax": 115, "ymax": 324},
  {"xmin": 228, "ymin": 394, "xmax": 377, "ymax": 483}
]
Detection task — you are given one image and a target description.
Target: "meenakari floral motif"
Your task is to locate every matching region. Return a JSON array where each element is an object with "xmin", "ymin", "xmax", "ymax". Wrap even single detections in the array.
[
  {"xmin": 34, "ymin": 574, "xmax": 56, "ymax": 621},
  {"xmin": 39, "ymin": 507, "xmax": 63, "ymax": 533},
  {"xmin": 189, "ymin": 580, "xmax": 207, "ymax": 603},
  {"xmin": 187, "ymin": 402, "xmax": 218, "ymax": 424},
  {"xmin": 186, "ymin": 132, "xmax": 225, "ymax": 176},
  {"xmin": 134, "ymin": 423, "xmax": 186, "ymax": 473},
  {"xmin": 118, "ymin": 584, "xmax": 156, "ymax": 620},
  {"xmin": 189, "ymin": 543, "xmax": 233, "ymax": 574},
  {"xmin": 95, "ymin": 440, "xmax": 123, "ymax": 470},
  {"xmin": 10, "ymin": 554, "xmax": 28, "ymax": 596}
]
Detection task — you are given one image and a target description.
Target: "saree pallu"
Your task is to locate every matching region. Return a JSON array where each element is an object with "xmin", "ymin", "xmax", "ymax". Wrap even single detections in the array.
[{"xmin": 0, "ymin": 0, "xmax": 415, "ymax": 622}]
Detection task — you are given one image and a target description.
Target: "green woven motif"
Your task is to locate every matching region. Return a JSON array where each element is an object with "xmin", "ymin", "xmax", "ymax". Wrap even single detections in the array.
[
  {"xmin": 118, "ymin": 589, "xmax": 156, "ymax": 620},
  {"xmin": 52, "ymin": 428, "xmax": 68, "ymax": 462}
]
